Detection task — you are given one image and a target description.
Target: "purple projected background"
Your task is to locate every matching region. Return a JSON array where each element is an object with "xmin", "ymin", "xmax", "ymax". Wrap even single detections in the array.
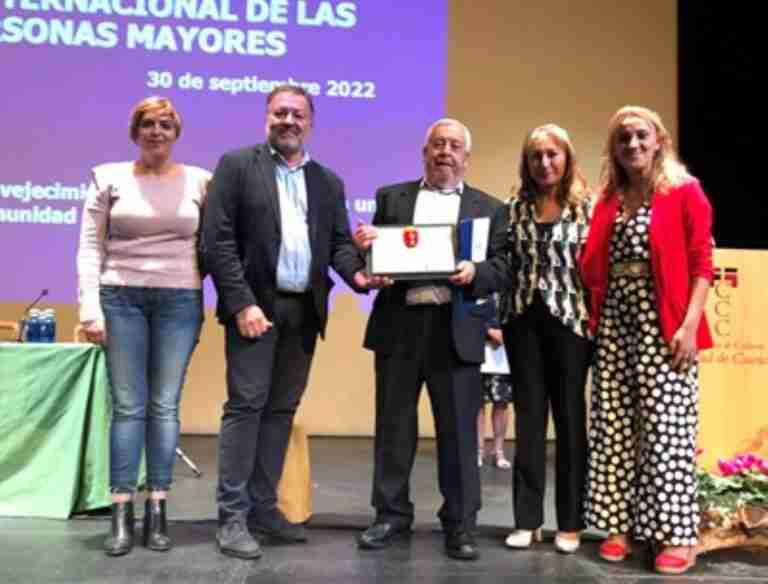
[{"xmin": 0, "ymin": 2, "xmax": 447, "ymax": 305}]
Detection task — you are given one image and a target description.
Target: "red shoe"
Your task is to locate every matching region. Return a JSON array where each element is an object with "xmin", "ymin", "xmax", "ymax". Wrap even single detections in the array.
[
  {"xmin": 598, "ymin": 537, "xmax": 632, "ymax": 562},
  {"xmin": 655, "ymin": 547, "xmax": 696, "ymax": 575}
]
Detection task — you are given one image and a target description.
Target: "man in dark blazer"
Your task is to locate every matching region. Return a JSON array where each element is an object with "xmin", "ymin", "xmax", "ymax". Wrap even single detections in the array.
[
  {"xmin": 354, "ymin": 119, "xmax": 507, "ymax": 560},
  {"xmin": 202, "ymin": 85, "xmax": 376, "ymax": 559}
]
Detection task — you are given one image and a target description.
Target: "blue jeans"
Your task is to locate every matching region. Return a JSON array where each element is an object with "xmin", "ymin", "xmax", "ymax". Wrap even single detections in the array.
[{"xmin": 101, "ymin": 285, "xmax": 203, "ymax": 493}]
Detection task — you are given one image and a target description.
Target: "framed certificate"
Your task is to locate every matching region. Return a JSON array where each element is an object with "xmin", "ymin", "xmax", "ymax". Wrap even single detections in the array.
[{"xmin": 366, "ymin": 224, "xmax": 457, "ymax": 280}]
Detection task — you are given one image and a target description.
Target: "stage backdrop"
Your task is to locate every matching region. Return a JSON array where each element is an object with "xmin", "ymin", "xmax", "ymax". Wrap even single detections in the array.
[
  {"xmin": 0, "ymin": 0, "xmax": 681, "ymax": 437},
  {"xmin": 698, "ymin": 249, "xmax": 768, "ymax": 470},
  {"xmin": 0, "ymin": 2, "xmax": 447, "ymax": 308}
]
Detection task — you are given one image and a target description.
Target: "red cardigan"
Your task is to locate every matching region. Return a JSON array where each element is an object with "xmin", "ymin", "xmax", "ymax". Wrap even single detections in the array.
[{"xmin": 579, "ymin": 179, "xmax": 714, "ymax": 349}]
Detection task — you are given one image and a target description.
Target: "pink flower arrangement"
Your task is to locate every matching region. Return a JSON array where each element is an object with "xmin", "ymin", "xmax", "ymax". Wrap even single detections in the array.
[
  {"xmin": 699, "ymin": 452, "xmax": 768, "ymax": 521},
  {"xmin": 717, "ymin": 454, "xmax": 768, "ymax": 477}
]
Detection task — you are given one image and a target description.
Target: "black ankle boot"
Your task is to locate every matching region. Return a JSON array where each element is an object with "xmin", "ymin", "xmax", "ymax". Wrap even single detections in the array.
[
  {"xmin": 104, "ymin": 501, "xmax": 134, "ymax": 556},
  {"xmin": 143, "ymin": 499, "xmax": 172, "ymax": 551}
]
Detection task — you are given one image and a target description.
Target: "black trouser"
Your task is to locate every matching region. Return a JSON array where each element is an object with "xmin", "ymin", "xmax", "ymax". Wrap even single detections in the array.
[
  {"xmin": 217, "ymin": 293, "xmax": 317, "ymax": 524},
  {"xmin": 504, "ymin": 294, "xmax": 591, "ymax": 531},
  {"xmin": 371, "ymin": 304, "xmax": 482, "ymax": 532}
]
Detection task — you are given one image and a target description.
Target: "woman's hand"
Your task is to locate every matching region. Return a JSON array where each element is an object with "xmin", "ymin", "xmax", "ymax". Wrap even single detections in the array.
[
  {"xmin": 82, "ymin": 320, "xmax": 106, "ymax": 345},
  {"xmin": 670, "ymin": 323, "xmax": 697, "ymax": 372},
  {"xmin": 670, "ymin": 276, "xmax": 710, "ymax": 372}
]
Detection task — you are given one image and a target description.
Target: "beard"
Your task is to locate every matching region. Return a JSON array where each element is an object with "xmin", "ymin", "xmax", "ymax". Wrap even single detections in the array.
[{"xmin": 268, "ymin": 125, "xmax": 303, "ymax": 158}]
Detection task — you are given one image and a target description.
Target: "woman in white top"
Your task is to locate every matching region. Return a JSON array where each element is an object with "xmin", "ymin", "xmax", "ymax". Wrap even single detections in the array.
[{"xmin": 77, "ymin": 96, "xmax": 209, "ymax": 556}]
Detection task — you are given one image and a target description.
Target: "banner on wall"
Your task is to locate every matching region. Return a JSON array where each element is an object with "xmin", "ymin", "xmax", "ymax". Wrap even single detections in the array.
[
  {"xmin": 698, "ymin": 248, "xmax": 768, "ymax": 470},
  {"xmin": 0, "ymin": 2, "xmax": 448, "ymax": 308}
]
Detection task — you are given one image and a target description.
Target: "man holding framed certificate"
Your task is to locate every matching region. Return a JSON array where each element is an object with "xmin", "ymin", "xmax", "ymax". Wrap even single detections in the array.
[{"xmin": 354, "ymin": 119, "xmax": 507, "ymax": 560}]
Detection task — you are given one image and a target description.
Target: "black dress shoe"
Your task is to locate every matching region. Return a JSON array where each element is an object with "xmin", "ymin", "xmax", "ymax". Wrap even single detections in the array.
[
  {"xmin": 357, "ymin": 522, "xmax": 411, "ymax": 550},
  {"xmin": 444, "ymin": 530, "xmax": 479, "ymax": 560},
  {"xmin": 104, "ymin": 502, "xmax": 135, "ymax": 557},
  {"xmin": 143, "ymin": 499, "xmax": 171, "ymax": 551},
  {"xmin": 248, "ymin": 507, "xmax": 307, "ymax": 543},
  {"xmin": 217, "ymin": 519, "xmax": 262, "ymax": 559}
]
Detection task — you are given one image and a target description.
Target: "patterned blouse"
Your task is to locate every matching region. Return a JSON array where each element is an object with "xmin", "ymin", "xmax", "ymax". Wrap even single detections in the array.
[{"xmin": 500, "ymin": 195, "xmax": 593, "ymax": 338}]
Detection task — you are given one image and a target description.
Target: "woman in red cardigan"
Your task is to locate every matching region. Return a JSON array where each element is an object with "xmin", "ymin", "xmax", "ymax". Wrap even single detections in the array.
[{"xmin": 579, "ymin": 106, "xmax": 713, "ymax": 575}]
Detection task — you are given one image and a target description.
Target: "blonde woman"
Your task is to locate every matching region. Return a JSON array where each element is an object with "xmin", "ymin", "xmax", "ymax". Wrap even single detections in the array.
[
  {"xmin": 77, "ymin": 96, "xmax": 209, "ymax": 556},
  {"xmin": 580, "ymin": 106, "xmax": 713, "ymax": 575},
  {"xmin": 471, "ymin": 124, "xmax": 593, "ymax": 553}
]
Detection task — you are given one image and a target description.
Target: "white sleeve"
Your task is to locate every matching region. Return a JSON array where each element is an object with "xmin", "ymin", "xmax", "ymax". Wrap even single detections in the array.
[{"xmin": 76, "ymin": 169, "xmax": 110, "ymax": 324}]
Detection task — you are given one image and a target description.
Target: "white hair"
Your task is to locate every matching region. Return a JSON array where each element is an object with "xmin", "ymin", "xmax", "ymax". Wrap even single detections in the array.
[{"xmin": 424, "ymin": 118, "xmax": 472, "ymax": 152}]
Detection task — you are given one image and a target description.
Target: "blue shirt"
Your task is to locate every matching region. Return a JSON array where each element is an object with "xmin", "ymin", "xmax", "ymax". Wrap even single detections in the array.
[{"xmin": 273, "ymin": 149, "xmax": 312, "ymax": 292}]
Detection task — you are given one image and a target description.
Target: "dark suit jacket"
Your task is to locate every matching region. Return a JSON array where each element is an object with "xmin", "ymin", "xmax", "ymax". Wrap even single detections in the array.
[
  {"xmin": 202, "ymin": 143, "xmax": 364, "ymax": 337},
  {"xmin": 363, "ymin": 180, "xmax": 507, "ymax": 364}
]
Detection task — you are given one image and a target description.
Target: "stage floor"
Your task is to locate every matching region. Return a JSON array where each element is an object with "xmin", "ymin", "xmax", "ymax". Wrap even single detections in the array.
[{"xmin": 1, "ymin": 436, "xmax": 766, "ymax": 583}]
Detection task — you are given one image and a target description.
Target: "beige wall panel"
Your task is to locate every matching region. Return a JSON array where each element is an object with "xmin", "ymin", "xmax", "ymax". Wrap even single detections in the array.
[{"xmin": 448, "ymin": 0, "xmax": 677, "ymax": 196}]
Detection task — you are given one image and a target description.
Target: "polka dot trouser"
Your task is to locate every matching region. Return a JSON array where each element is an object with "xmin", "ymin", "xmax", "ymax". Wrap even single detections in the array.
[{"xmin": 583, "ymin": 275, "xmax": 699, "ymax": 546}]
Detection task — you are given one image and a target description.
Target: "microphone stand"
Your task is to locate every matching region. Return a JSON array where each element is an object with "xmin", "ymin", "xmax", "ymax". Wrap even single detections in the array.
[{"xmin": 176, "ymin": 447, "xmax": 203, "ymax": 478}]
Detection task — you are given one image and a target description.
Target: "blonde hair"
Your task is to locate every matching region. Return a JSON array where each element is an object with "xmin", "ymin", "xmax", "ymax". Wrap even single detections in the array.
[
  {"xmin": 601, "ymin": 105, "xmax": 689, "ymax": 196},
  {"xmin": 515, "ymin": 123, "xmax": 590, "ymax": 210},
  {"xmin": 129, "ymin": 96, "xmax": 182, "ymax": 142}
]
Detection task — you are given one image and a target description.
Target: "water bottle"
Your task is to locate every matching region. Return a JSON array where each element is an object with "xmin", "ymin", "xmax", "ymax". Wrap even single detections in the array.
[
  {"xmin": 25, "ymin": 309, "xmax": 41, "ymax": 342},
  {"xmin": 37, "ymin": 309, "xmax": 51, "ymax": 343},
  {"xmin": 48, "ymin": 309, "xmax": 57, "ymax": 342},
  {"xmin": 39, "ymin": 308, "xmax": 57, "ymax": 343}
]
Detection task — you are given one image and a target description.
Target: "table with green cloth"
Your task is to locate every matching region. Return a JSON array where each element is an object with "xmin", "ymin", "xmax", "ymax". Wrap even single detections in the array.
[{"xmin": 0, "ymin": 342, "xmax": 112, "ymax": 518}]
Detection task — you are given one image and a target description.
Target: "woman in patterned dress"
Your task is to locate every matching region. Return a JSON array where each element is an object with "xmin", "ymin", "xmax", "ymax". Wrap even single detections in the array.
[
  {"xmin": 579, "ymin": 106, "xmax": 714, "ymax": 575},
  {"xmin": 471, "ymin": 124, "xmax": 594, "ymax": 553}
]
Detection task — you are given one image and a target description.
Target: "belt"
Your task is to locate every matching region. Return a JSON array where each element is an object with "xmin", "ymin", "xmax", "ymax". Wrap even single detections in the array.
[
  {"xmin": 405, "ymin": 285, "xmax": 452, "ymax": 306},
  {"xmin": 611, "ymin": 261, "xmax": 651, "ymax": 278},
  {"xmin": 276, "ymin": 289, "xmax": 310, "ymax": 297}
]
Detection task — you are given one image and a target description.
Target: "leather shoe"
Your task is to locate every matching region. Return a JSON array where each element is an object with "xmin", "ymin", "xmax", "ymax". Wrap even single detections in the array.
[
  {"xmin": 217, "ymin": 519, "xmax": 262, "ymax": 559},
  {"xmin": 554, "ymin": 531, "xmax": 581, "ymax": 554},
  {"xmin": 248, "ymin": 507, "xmax": 307, "ymax": 543},
  {"xmin": 357, "ymin": 522, "xmax": 411, "ymax": 549},
  {"xmin": 444, "ymin": 530, "xmax": 479, "ymax": 560},
  {"xmin": 143, "ymin": 499, "xmax": 171, "ymax": 551},
  {"xmin": 505, "ymin": 528, "xmax": 542, "ymax": 549},
  {"xmin": 104, "ymin": 501, "xmax": 135, "ymax": 557}
]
